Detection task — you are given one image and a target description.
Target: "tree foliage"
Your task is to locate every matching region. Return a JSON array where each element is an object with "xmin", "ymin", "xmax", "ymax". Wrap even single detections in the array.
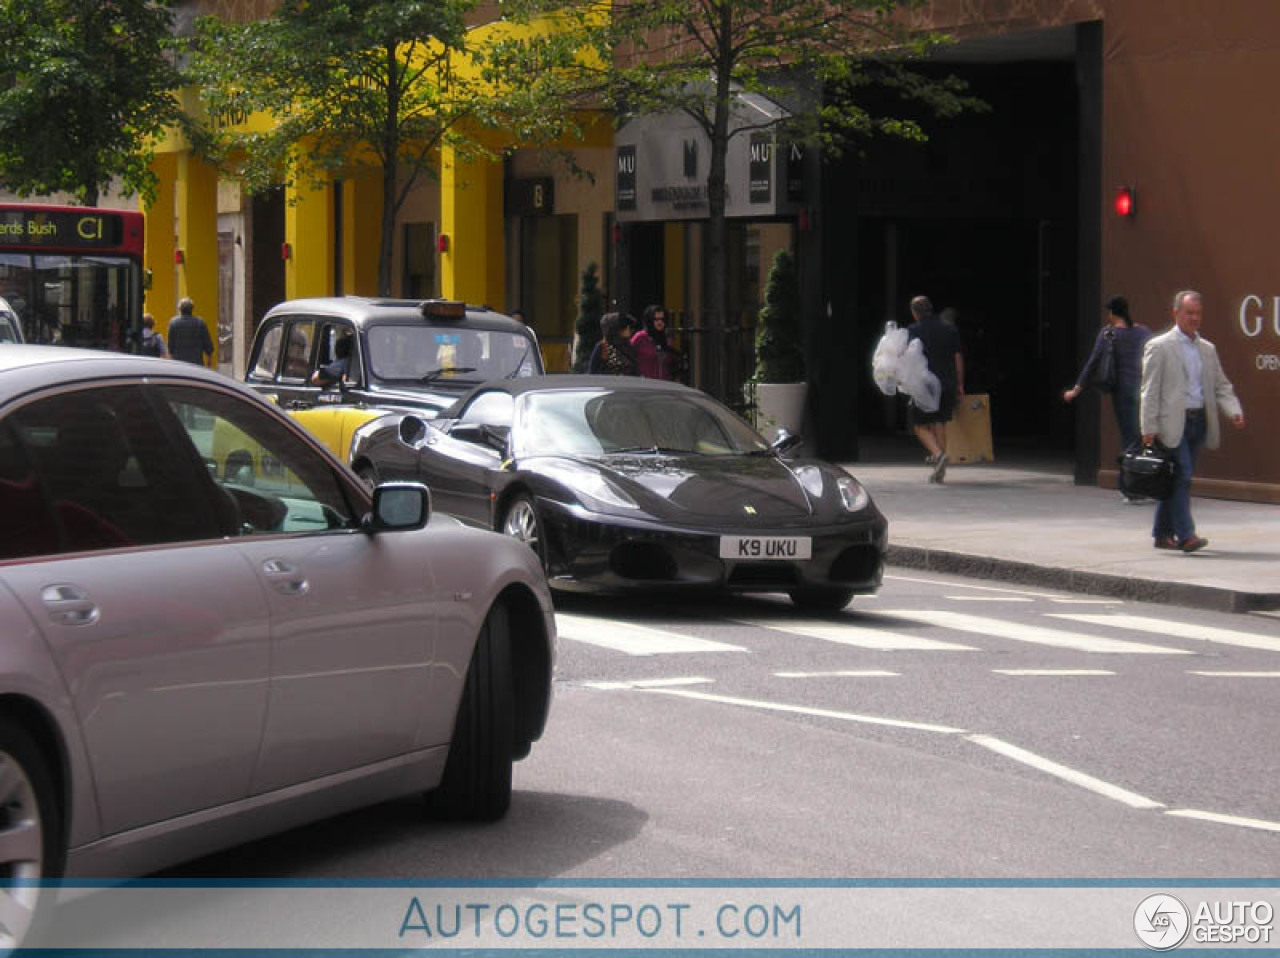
[
  {"xmin": 0, "ymin": 0, "xmax": 182, "ymax": 206},
  {"xmin": 754, "ymin": 249, "xmax": 805, "ymax": 383},
  {"xmin": 490, "ymin": 0, "xmax": 984, "ymax": 395},
  {"xmin": 187, "ymin": 0, "xmax": 505, "ymax": 295},
  {"xmin": 573, "ymin": 261, "xmax": 604, "ymax": 372}
]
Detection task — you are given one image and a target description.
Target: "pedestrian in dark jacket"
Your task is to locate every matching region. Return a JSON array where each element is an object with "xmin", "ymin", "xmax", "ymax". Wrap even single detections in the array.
[
  {"xmin": 587, "ymin": 312, "xmax": 638, "ymax": 376},
  {"xmin": 167, "ymin": 297, "xmax": 214, "ymax": 366},
  {"xmin": 1063, "ymin": 294, "xmax": 1153, "ymax": 502}
]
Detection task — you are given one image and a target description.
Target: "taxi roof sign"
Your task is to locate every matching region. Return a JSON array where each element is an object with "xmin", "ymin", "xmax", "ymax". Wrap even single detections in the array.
[{"xmin": 420, "ymin": 299, "xmax": 466, "ymax": 320}]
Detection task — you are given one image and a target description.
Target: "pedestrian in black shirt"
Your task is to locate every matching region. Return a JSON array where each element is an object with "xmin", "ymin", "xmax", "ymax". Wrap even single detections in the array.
[
  {"xmin": 167, "ymin": 298, "xmax": 213, "ymax": 367},
  {"xmin": 907, "ymin": 295, "xmax": 964, "ymax": 483}
]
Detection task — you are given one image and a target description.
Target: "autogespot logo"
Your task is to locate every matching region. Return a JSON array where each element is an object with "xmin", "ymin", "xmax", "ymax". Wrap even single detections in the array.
[{"xmin": 1135, "ymin": 894, "xmax": 1191, "ymax": 950}]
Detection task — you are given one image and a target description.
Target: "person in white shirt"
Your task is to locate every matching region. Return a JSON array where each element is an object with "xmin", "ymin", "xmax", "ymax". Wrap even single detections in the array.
[{"xmin": 1139, "ymin": 290, "xmax": 1245, "ymax": 553}]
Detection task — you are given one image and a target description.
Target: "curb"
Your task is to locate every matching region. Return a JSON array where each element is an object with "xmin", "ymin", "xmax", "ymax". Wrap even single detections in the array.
[{"xmin": 886, "ymin": 545, "xmax": 1280, "ymax": 615}]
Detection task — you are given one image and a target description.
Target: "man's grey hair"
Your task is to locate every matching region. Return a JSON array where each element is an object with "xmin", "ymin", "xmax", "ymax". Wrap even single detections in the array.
[
  {"xmin": 178, "ymin": 297, "xmax": 194, "ymax": 313},
  {"xmin": 1172, "ymin": 289, "xmax": 1202, "ymax": 310}
]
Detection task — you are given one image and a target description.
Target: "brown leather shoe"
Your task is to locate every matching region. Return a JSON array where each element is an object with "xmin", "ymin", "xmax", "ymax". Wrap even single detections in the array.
[
  {"xmin": 1180, "ymin": 535, "xmax": 1209, "ymax": 553},
  {"xmin": 1154, "ymin": 536, "xmax": 1179, "ymax": 550}
]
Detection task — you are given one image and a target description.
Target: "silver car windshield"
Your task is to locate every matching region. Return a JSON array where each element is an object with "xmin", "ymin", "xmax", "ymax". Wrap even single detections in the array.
[
  {"xmin": 366, "ymin": 325, "xmax": 536, "ymax": 385},
  {"xmin": 515, "ymin": 390, "xmax": 771, "ymax": 457}
]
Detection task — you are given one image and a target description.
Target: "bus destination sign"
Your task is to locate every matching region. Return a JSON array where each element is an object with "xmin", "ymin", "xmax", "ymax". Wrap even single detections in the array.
[{"xmin": 0, "ymin": 208, "xmax": 125, "ymax": 249}]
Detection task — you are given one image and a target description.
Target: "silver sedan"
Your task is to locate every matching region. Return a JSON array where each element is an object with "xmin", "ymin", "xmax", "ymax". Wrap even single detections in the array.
[{"xmin": 0, "ymin": 346, "xmax": 555, "ymax": 947}]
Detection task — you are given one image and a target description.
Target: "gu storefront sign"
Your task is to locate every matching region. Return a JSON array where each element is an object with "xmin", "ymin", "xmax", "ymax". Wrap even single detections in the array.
[{"xmin": 1238, "ymin": 294, "xmax": 1280, "ymax": 371}]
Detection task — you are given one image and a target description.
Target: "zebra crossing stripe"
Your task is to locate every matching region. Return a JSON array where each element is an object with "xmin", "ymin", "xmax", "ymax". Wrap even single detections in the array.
[
  {"xmin": 555, "ymin": 614, "xmax": 746, "ymax": 656},
  {"xmin": 1048, "ymin": 613, "xmax": 1280, "ymax": 654},
  {"xmin": 733, "ymin": 618, "xmax": 976, "ymax": 651},
  {"xmin": 878, "ymin": 610, "xmax": 1192, "ymax": 654}
]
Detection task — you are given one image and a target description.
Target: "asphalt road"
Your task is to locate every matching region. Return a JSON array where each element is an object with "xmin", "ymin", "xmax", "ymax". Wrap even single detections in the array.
[{"xmin": 163, "ymin": 570, "xmax": 1280, "ymax": 881}]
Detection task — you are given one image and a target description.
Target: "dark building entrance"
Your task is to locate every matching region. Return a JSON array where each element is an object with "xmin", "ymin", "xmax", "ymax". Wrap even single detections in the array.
[{"xmin": 820, "ymin": 28, "xmax": 1093, "ymax": 462}]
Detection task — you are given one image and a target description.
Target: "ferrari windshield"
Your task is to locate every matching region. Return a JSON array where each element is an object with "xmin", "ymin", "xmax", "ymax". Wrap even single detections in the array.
[
  {"xmin": 366, "ymin": 325, "xmax": 537, "ymax": 385},
  {"xmin": 515, "ymin": 389, "xmax": 771, "ymax": 457}
]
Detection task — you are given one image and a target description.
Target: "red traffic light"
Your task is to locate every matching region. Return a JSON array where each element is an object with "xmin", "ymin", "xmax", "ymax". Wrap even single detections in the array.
[{"xmin": 1114, "ymin": 186, "xmax": 1136, "ymax": 217}]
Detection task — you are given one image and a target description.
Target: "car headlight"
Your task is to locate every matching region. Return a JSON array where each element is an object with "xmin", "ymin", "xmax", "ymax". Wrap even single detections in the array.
[
  {"xmin": 836, "ymin": 476, "xmax": 869, "ymax": 512},
  {"xmin": 538, "ymin": 461, "xmax": 638, "ymax": 511}
]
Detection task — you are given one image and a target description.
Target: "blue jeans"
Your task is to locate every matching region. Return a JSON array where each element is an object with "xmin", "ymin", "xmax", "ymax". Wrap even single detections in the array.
[{"xmin": 1153, "ymin": 410, "xmax": 1206, "ymax": 543}]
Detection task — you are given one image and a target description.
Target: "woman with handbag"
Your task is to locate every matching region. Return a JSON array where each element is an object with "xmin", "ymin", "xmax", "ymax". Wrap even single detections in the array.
[
  {"xmin": 587, "ymin": 312, "xmax": 639, "ymax": 376},
  {"xmin": 1063, "ymin": 294, "xmax": 1152, "ymax": 502}
]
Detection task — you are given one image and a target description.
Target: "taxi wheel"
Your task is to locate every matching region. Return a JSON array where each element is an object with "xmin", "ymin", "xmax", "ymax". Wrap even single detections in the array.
[
  {"xmin": 0, "ymin": 720, "xmax": 63, "ymax": 951},
  {"xmin": 501, "ymin": 495, "xmax": 546, "ymax": 569},
  {"xmin": 425, "ymin": 603, "xmax": 514, "ymax": 821},
  {"xmin": 788, "ymin": 587, "xmax": 855, "ymax": 613}
]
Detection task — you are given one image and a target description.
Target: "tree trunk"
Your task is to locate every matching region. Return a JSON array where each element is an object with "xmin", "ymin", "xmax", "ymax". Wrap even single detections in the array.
[{"xmin": 703, "ymin": 0, "xmax": 734, "ymax": 402}]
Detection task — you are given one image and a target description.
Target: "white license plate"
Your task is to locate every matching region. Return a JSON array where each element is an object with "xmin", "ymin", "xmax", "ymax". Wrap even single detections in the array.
[{"xmin": 719, "ymin": 536, "xmax": 812, "ymax": 561}]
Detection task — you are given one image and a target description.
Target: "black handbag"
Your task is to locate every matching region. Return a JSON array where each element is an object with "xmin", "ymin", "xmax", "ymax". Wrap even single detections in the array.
[
  {"xmin": 1119, "ymin": 441, "xmax": 1178, "ymax": 500},
  {"xmin": 1092, "ymin": 329, "xmax": 1117, "ymax": 393}
]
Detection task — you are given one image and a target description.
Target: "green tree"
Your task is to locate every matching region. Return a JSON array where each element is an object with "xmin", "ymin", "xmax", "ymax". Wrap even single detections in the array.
[
  {"xmin": 187, "ymin": 0, "xmax": 503, "ymax": 296},
  {"xmin": 0, "ymin": 0, "xmax": 182, "ymax": 206},
  {"xmin": 490, "ymin": 0, "xmax": 982, "ymax": 395},
  {"xmin": 754, "ymin": 249, "xmax": 804, "ymax": 383},
  {"xmin": 573, "ymin": 261, "xmax": 604, "ymax": 372}
]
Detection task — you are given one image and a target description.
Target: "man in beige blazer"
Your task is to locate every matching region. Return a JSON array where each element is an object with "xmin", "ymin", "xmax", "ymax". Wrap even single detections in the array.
[{"xmin": 1140, "ymin": 290, "xmax": 1245, "ymax": 552}]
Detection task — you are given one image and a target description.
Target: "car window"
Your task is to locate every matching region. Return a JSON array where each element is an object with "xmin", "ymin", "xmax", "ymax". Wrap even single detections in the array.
[
  {"xmin": 249, "ymin": 324, "xmax": 284, "ymax": 380},
  {"xmin": 366, "ymin": 325, "xmax": 538, "ymax": 384},
  {"xmin": 159, "ymin": 385, "xmax": 359, "ymax": 535},
  {"xmin": 0, "ymin": 420, "xmax": 60, "ymax": 558},
  {"xmin": 459, "ymin": 391, "xmax": 514, "ymax": 427},
  {"xmin": 5, "ymin": 386, "xmax": 226, "ymax": 554},
  {"xmin": 280, "ymin": 321, "xmax": 316, "ymax": 382}
]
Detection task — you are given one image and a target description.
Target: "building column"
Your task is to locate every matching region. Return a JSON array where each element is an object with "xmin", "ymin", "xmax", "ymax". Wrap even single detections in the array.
[
  {"xmin": 174, "ymin": 151, "xmax": 219, "ymax": 361},
  {"xmin": 441, "ymin": 147, "xmax": 504, "ymax": 306},
  {"xmin": 285, "ymin": 173, "xmax": 333, "ymax": 299},
  {"xmin": 143, "ymin": 152, "xmax": 177, "ymax": 330}
]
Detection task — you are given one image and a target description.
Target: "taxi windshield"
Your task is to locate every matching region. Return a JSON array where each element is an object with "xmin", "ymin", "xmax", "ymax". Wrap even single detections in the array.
[{"xmin": 366, "ymin": 325, "xmax": 537, "ymax": 385}]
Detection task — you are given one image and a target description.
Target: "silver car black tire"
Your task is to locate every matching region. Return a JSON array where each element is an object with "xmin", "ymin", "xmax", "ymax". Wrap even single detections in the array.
[
  {"xmin": 788, "ymin": 587, "xmax": 856, "ymax": 613},
  {"xmin": 0, "ymin": 721, "xmax": 62, "ymax": 951},
  {"xmin": 425, "ymin": 603, "xmax": 515, "ymax": 821},
  {"xmin": 501, "ymin": 494, "xmax": 546, "ymax": 568}
]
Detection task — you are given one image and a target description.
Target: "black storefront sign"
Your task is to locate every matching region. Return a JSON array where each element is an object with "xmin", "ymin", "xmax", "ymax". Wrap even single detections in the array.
[
  {"xmin": 508, "ymin": 177, "xmax": 555, "ymax": 217},
  {"xmin": 616, "ymin": 145, "xmax": 637, "ymax": 212},
  {"xmin": 749, "ymin": 133, "xmax": 772, "ymax": 205},
  {"xmin": 784, "ymin": 142, "xmax": 806, "ymax": 203}
]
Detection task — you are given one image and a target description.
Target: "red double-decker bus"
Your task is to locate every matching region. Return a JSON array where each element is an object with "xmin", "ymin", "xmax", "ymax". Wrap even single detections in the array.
[{"xmin": 0, "ymin": 203, "xmax": 146, "ymax": 351}]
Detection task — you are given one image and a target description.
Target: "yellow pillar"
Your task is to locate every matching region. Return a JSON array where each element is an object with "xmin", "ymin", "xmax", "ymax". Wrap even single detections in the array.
[
  {"xmin": 174, "ymin": 151, "xmax": 219, "ymax": 361},
  {"xmin": 440, "ymin": 148, "xmax": 504, "ymax": 306},
  {"xmin": 143, "ymin": 153, "xmax": 177, "ymax": 331},
  {"xmin": 343, "ymin": 170, "xmax": 382, "ymax": 296},
  {"xmin": 285, "ymin": 174, "xmax": 333, "ymax": 299}
]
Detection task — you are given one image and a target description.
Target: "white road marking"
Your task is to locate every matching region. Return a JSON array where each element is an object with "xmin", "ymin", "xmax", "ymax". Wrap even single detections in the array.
[
  {"xmin": 735, "ymin": 617, "xmax": 976, "ymax": 651},
  {"xmin": 879, "ymin": 609, "xmax": 1190, "ymax": 655},
  {"xmin": 966, "ymin": 734, "xmax": 1164, "ymax": 809},
  {"xmin": 1049, "ymin": 613, "xmax": 1280, "ymax": 654},
  {"xmin": 1048, "ymin": 598, "xmax": 1123, "ymax": 605},
  {"xmin": 947, "ymin": 595, "xmax": 1034, "ymax": 603},
  {"xmin": 1165, "ymin": 809, "xmax": 1280, "ymax": 833},
  {"xmin": 583, "ymin": 677, "xmax": 714, "ymax": 690},
  {"xmin": 992, "ymin": 669, "xmax": 1116, "ymax": 676},
  {"xmin": 774, "ymin": 669, "xmax": 900, "ymax": 678},
  {"xmin": 1187, "ymin": 671, "xmax": 1280, "ymax": 678},
  {"xmin": 555, "ymin": 614, "xmax": 746, "ymax": 656},
  {"xmin": 641, "ymin": 688, "xmax": 967, "ymax": 734},
  {"xmin": 885, "ymin": 574, "xmax": 1062, "ymax": 599}
]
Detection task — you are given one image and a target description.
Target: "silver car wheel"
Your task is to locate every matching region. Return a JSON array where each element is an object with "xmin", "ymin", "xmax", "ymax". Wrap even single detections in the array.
[
  {"xmin": 502, "ymin": 496, "xmax": 544, "ymax": 562},
  {"xmin": 0, "ymin": 749, "xmax": 44, "ymax": 949}
]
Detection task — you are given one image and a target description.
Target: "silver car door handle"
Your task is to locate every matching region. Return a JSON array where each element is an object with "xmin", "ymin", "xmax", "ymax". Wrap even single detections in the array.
[
  {"xmin": 40, "ymin": 584, "xmax": 100, "ymax": 626},
  {"xmin": 261, "ymin": 559, "xmax": 310, "ymax": 596}
]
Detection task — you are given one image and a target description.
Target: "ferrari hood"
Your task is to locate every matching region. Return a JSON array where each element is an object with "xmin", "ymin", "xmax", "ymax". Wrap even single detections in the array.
[{"xmin": 589, "ymin": 454, "xmax": 818, "ymax": 519}]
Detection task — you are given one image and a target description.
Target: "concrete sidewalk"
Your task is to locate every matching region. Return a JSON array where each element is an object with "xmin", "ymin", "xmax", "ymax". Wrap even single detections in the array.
[{"xmin": 845, "ymin": 449, "xmax": 1280, "ymax": 614}]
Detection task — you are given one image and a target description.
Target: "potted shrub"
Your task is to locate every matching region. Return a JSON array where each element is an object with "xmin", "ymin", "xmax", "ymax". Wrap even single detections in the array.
[{"xmin": 750, "ymin": 248, "xmax": 807, "ymax": 439}]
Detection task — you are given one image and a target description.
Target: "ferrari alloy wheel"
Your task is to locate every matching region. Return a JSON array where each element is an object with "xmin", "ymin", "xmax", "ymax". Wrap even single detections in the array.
[
  {"xmin": 501, "ymin": 494, "xmax": 546, "ymax": 567},
  {"xmin": 0, "ymin": 720, "xmax": 62, "ymax": 950}
]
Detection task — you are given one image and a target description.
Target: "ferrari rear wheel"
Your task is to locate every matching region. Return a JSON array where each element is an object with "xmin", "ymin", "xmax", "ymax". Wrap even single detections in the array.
[
  {"xmin": 788, "ymin": 587, "xmax": 856, "ymax": 613},
  {"xmin": 501, "ymin": 494, "xmax": 546, "ymax": 568}
]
